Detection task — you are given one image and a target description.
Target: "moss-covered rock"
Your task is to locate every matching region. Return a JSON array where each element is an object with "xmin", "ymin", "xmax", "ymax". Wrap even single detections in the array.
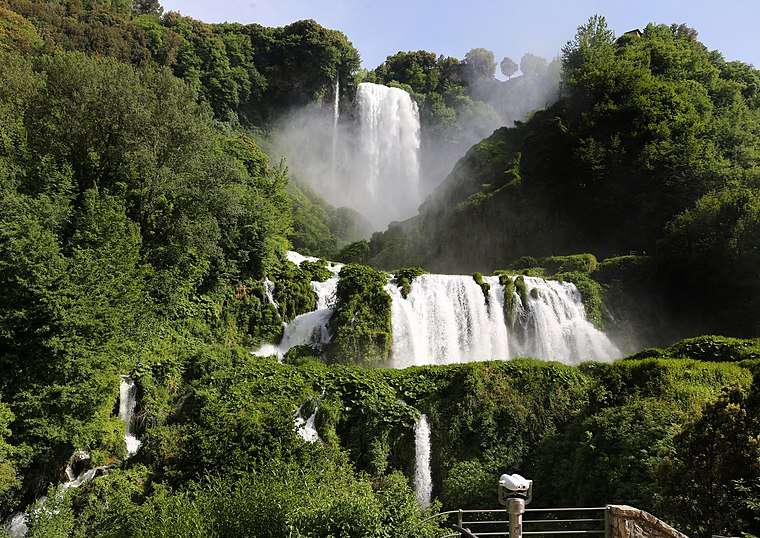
[
  {"xmin": 271, "ymin": 260, "xmax": 317, "ymax": 322},
  {"xmin": 300, "ymin": 258, "xmax": 332, "ymax": 282},
  {"xmin": 392, "ymin": 267, "xmax": 427, "ymax": 299},
  {"xmin": 555, "ymin": 271, "xmax": 604, "ymax": 329},
  {"xmin": 472, "ymin": 272, "xmax": 490, "ymax": 301},
  {"xmin": 326, "ymin": 264, "xmax": 392, "ymax": 367}
]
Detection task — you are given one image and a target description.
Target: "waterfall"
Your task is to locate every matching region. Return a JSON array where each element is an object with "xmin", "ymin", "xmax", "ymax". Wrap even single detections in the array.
[
  {"xmin": 252, "ymin": 252, "xmax": 340, "ymax": 360},
  {"xmin": 387, "ymin": 275, "xmax": 509, "ymax": 367},
  {"xmin": 254, "ymin": 251, "xmax": 621, "ymax": 366},
  {"xmin": 356, "ymin": 82, "xmax": 421, "ymax": 225},
  {"xmin": 389, "ymin": 274, "xmax": 620, "ymax": 367},
  {"xmin": 414, "ymin": 414, "xmax": 433, "ymax": 509},
  {"xmin": 509, "ymin": 276, "xmax": 620, "ymax": 362},
  {"xmin": 119, "ymin": 377, "xmax": 140, "ymax": 456},
  {"xmin": 295, "ymin": 403, "xmax": 321, "ymax": 443},
  {"xmin": 331, "ymin": 77, "xmax": 340, "ymax": 187},
  {"xmin": 5, "ymin": 451, "xmax": 109, "ymax": 538}
]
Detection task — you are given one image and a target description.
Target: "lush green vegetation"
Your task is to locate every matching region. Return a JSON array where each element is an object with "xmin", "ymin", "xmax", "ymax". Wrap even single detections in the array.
[
  {"xmin": 0, "ymin": 2, "xmax": 758, "ymax": 536},
  {"xmin": 327, "ymin": 265, "xmax": 392, "ymax": 367},
  {"xmin": 8, "ymin": 345, "xmax": 759, "ymax": 537},
  {"xmin": 368, "ymin": 17, "xmax": 760, "ymax": 337},
  {"xmin": 392, "ymin": 267, "xmax": 427, "ymax": 299}
]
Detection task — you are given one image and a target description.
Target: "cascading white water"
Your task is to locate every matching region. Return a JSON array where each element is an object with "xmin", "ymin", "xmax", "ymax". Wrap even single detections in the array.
[
  {"xmin": 253, "ymin": 253, "xmax": 340, "ymax": 360},
  {"xmin": 254, "ymin": 251, "xmax": 620, "ymax": 366},
  {"xmin": 387, "ymin": 275, "xmax": 509, "ymax": 367},
  {"xmin": 389, "ymin": 274, "xmax": 620, "ymax": 367},
  {"xmin": 5, "ymin": 451, "xmax": 109, "ymax": 538},
  {"xmin": 356, "ymin": 82, "xmax": 421, "ymax": 226},
  {"xmin": 119, "ymin": 377, "xmax": 140, "ymax": 456},
  {"xmin": 331, "ymin": 77, "xmax": 340, "ymax": 187},
  {"xmin": 295, "ymin": 404, "xmax": 321, "ymax": 444},
  {"xmin": 414, "ymin": 414, "xmax": 433, "ymax": 509},
  {"xmin": 510, "ymin": 276, "xmax": 620, "ymax": 363}
]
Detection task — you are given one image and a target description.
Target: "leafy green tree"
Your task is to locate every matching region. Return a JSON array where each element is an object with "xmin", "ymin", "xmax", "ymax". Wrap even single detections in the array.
[
  {"xmin": 519, "ymin": 52, "xmax": 547, "ymax": 77},
  {"xmin": 658, "ymin": 385, "xmax": 760, "ymax": 536},
  {"xmin": 500, "ymin": 56, "xmax": 518, "ymax": 79},
  {"xmin": 464, "ymin": 47, "xmax": 496, "ymax": 81}
]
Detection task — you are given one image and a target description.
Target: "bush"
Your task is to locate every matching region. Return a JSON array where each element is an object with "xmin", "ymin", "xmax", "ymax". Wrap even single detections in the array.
[
  {"xmin": 300, "ymin": 258, "xmax": 333, "ymax": 282},
  {"xmin": 543, "ymin": 254, "xmax": 598, "ymax": 274},
  {"xmin": 392, "ymin": 267, "xmax": 427, "ymax": 299},
  {"xmin": 327, "ymin": 265, "xmax": 392, "ymax": 367}
]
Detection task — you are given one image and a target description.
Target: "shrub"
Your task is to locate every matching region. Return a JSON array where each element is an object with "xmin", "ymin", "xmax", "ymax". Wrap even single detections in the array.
[
  {"xmin": 300, "ymin": 259, "xmax": 332, "ymax": 282},
  {"xmin": 393, "ymin": 267, "xmax": 427, "ymax": 299},
  {"xmin": 327, "ymin": 265, "xmax": 392, "ymax": 367}
]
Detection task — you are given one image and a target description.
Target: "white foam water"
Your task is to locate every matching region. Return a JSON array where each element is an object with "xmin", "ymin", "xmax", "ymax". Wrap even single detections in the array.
[{"xmin": 414, "ymin": 414, "xmax": 433, "ymax": 509}]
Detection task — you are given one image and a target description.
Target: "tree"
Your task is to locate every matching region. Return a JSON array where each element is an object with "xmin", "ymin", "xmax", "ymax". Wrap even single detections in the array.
[
  {"xmin": 132, "ymin": 0, "xmax": 163, "ymax": 16},
  {"xmin": 519, "ymin": 53, "xmax": 548, "ymax": 77},
  {"xmin": 500, "ymin": 56, "xmax": 518, "ymax": 79},
  {"xmin": 464, "ymin": 47, "xmax": 496, "ymax": 81},
  {"xmin": 658, "ymin": 385, "xmax": 760, "ymax": 536}
]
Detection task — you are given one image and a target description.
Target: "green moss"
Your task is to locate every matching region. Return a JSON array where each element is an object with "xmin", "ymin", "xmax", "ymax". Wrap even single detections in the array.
[
  {"xmin": 472, "ymin": 272, "xmax": 490, "ymax": 301},
  {"xmin": 327, "ymin": 264, "xmax": 392, "ymax": 367},
  {"xmin": 530, "ymin": 287, "xmax": 539, "ymax": 299},
  {"xmin": 392, "ymin": 267, "xmax": 427, "ymax": 299},
  {"xmin": 222, "ymin": 280, "xmax": 284, "ymax": 346},
  {"xmin": 271, "ymin": 260, "xmax": 317, "ymax": 322},
  {"xmin": 595, "ymin": 255, "xmax": 653, "ymax": 283},
  {"xmin": 514, "ymin": 275, "xmax": 529, "ymax": 306},
  {"xmin": 300, "ymin": 258, "xmax": 332, "ymax": 282},
  {"xmin": 555, "ymin": 271, "xmax": 604, "ymax": 329},
  {"xmin": 499, "ymin": 274, "xmax": 518, "ymax": 326},
  {"xmin": 542, "ymin": 254, "xmax": 598, "ymax": 274},
  {"xmin": 625, "ymin": 335, "xmax": 760, "ymax": 363}
]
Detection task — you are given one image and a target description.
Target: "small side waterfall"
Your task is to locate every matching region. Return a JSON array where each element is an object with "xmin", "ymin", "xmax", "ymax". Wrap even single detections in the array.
[
  {"xmin": 295, "ymin": 403, "xmax": 321, "ymax": 444},
  {"xmin": 252, "ymin": 252, "xmax": 341, "ymax": 360},
  {"xmin": 414, "ymin": 414, "xmax": 433, "ymax": 509},
  {"xmin": 119, "ymin": 376, "xmax": 140, "ymax": 456},
  {"xmin": 331, "ymin": 76, "xmax": 340, "ymax": 186},
  {"xmin": 5, "ymin": 451, "xmax": 110, "ymax": 538}
]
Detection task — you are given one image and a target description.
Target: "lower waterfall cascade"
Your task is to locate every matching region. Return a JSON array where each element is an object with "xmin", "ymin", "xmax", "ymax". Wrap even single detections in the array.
[{"xmin": 258, "ymin": 252, "xmax": 621, "ymax": 366}]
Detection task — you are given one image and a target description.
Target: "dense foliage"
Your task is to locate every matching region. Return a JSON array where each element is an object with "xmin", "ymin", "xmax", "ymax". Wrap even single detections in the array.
[
  {"xmin": 1, "ymin": 3, "xmax": 759, "ymax": 536},
  {"xmin": 368, "ymin": 17, "xmax": 760, "ymax": 336}
]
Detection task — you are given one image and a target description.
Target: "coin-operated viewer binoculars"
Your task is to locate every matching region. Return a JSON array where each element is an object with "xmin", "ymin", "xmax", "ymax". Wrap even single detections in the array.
[{"xmin": 498, "ymin": 473, "xmax": 533, "ymax": 538}]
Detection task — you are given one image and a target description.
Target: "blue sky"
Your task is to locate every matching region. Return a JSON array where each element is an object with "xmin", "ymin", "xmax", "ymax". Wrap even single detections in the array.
[{"xmin": 161, "ymin": 0, "xmax": 759, "ymax": 70}]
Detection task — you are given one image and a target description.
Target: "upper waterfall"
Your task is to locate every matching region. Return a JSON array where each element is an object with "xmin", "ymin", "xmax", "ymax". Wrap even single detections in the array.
[{"xmin": 356, "ymin": 82, "xmax": 421, "ymax": 226}]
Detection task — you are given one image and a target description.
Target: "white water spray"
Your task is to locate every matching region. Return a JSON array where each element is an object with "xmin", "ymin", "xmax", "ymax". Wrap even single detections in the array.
[
  {"xmin": 356, "ymin": 82, "xmax": 421, "ymax": 226},
  {"xmin": 389, "ymin": 274, "xmax": 620, "ymax": 367},
  {"xmin": 119, "ymin": 376, "xmax": 140, "ymax": 456},
  {"xmin": 331, "ymin": 77, "xmax": 340, "ymax": 187},
  {"xmin": 295, "ymin": 403, "xmax": 321, "ymax": 444},
  {"xmin": 387, "ymin": 275, "xmax": 509, "ymax": 367},
  {"xmin": 414, "ymin": 414, "xmax": 433, "ymax": 509},
  {"xmin": 253, "ymin": 252, "xmax": 339, "ymax": 360}
]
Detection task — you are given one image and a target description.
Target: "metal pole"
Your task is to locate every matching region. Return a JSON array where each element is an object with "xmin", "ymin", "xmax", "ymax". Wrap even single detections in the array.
[
  {"xmin": 604, "ymin": 505, "xmax": 610, "ymax": 538},
  {"xmin": 508, "ymin": 498, "xmax": 525, "ymax": 538},
  {"xmin": 458, "ymin": 509, "xmax": 463, "ymax": 537}
]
